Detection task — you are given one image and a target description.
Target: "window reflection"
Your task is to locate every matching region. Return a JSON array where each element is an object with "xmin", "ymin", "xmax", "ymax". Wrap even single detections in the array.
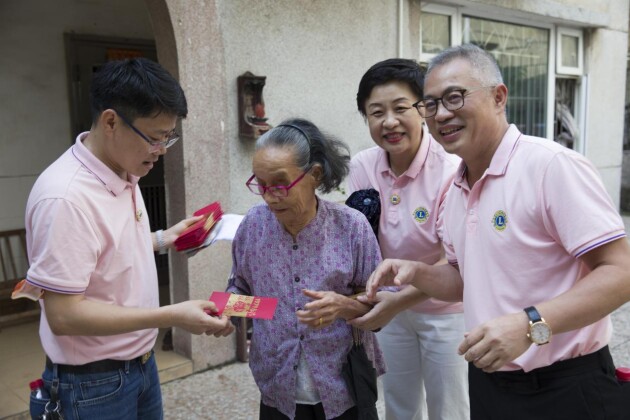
[
  {"xmin": 463, "ymin": 17, "xmax": 549, "ymax": 138},
  {"xmin": 421, "ymin": 12, "xmax": 450, "ymax": 54},
  {"xmin": 561, "ymin": 34, "xmax": 579, "ymax": 68}
]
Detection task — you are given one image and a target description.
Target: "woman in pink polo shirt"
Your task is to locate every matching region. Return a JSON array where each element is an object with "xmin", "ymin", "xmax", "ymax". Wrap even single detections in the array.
[{"xmin": 347, "ymin": 59, "xmax": 468, "ymax": 420}]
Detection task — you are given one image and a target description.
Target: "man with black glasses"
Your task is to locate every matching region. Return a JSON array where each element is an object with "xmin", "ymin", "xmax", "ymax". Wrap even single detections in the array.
[
  {"xmin": 25, "ymin": 58, "xmax": 233, "ymax": 419},
  {"xmin": 367, "ymin": 44, "xmax": 630, "ymax": 419}
]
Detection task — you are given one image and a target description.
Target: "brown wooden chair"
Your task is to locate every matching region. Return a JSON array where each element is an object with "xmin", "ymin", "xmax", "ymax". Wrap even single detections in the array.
[{"xmin": 0, "ymin": 229, "xmax": 39, "ymax": 328}]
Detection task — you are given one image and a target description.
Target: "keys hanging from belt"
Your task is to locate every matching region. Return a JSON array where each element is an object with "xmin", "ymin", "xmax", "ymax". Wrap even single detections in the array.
[
  {"xmin": 40, "ymin": 377, "xmax": 64, "ymax": 419},
  {"xmin": 41, "ymin": 401, "xmax": 64, "ymax": 419}
]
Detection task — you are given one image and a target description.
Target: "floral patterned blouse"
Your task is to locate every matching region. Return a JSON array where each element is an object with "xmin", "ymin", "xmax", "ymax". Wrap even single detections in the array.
[{"xmin": 227, "ymin": 198, "xmax": 385, "ymax": 419}]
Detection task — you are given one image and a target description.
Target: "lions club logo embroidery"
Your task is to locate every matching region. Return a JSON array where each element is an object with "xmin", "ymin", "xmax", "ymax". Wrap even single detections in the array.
[
  {"xmin": 413, "ymin": 207, "xmax": 429, "ymax": 224},
  {"xmin": 492, "ymin": 210, "xmax": 507, "ymax": 231}
]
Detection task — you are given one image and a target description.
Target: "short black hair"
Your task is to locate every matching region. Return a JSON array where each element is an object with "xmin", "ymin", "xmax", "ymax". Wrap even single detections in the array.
[
  {"xmin": 356, "ymin": 58, "xmax": 425, "ymax": 117},
  {"xmin": 89, "ymin": 58, "xmax": 187, "ymax": 124}
]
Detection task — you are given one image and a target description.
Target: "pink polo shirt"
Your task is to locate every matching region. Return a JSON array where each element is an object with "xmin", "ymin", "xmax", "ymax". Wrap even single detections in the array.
[
  {"xmin": 348, "ymin": 126, "xmax": 463, "ymax": 314},
  {"xmin": 441, "ymin": 124, "xmax": 626, "ymax": 372},
  {"xmin": 25, "ymin": 132, "xmax": 159, "ymax": 365}
]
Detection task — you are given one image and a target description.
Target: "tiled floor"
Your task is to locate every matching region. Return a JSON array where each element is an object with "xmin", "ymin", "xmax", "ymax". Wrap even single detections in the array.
[{"xmin": 0, "ymin": 322, "xmax": 191, "ymax": 419}]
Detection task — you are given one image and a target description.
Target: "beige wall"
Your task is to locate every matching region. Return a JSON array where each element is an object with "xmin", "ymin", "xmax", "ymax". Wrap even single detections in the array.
[
  {"xmin": 584, "ymin": 27, "xmax": 628, "ymax": 204},
  {"xmin": 216, "ymin": 0, "xmax": 399, "ymax": 213}
]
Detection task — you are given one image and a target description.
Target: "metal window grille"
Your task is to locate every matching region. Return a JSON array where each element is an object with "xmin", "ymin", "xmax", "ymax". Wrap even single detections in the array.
[{"xmin": 464, "ymin": 17, "xmax": 549, "ymax": 138}]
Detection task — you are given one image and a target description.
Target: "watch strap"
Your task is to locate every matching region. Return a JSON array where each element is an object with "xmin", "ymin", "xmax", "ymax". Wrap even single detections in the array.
[{"xmin": 524, "ymin": 306, "xmax": 542, "ymax": 323}]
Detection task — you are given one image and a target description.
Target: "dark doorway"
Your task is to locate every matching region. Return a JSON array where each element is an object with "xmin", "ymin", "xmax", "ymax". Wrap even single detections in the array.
[{"xmin": 64, "ymin": 34, "xmax": 170, "ymax": 303}]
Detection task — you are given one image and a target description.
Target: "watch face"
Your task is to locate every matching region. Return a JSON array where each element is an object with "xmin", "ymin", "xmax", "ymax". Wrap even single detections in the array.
[{"xmin": 531, "ymin": 322, "xmax": 551, "ymax": 344}]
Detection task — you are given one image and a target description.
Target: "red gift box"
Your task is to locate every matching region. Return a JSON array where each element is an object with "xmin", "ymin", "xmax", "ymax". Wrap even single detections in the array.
[{"xmin": 174, "ymin": 202, "xmax": 223, "ymax": 251}]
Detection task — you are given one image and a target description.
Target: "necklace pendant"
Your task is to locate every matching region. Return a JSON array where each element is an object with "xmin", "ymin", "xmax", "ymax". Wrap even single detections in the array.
[{"xmin": 390, "ymin": 193, "xmax": 401, "ymax": 205}]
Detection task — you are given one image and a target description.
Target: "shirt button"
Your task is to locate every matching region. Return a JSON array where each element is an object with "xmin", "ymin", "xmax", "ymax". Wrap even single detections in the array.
[
  {"xmin": 292, "ymin": 244, "xmax": 298, "ymax": 250},
  {"xmin": 300, "ymin": 335, "xmax": 305, "ymax": 340},
  {"xmin": 293, "ymin": 365, "xmax": 298, "ymax": 370},
  {"xmin": 469, "ymin": 210, "xmax": 475, "ymax": 215},
  {"xmin": 294, "ymin": 276, "xmax": 300, "ymax": 282}
]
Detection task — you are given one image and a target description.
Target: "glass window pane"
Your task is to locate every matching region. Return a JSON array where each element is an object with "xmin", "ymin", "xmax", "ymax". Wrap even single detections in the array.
[
  {"xmin": 561, "ymin": 34, "xmax": 579, "ymax": 68},
  {"xmin": 421, "ymin": 12, "xmax": 450, "ymax": 54},
  {"xmin": 462, "ymin": 17, "xmax": 550, "ymax": 138}
]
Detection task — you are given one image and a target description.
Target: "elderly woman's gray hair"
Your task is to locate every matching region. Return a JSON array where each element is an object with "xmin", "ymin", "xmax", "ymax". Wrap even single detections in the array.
[{"xmin": 255, "ymin": 118, "xmax": 350, "ymax": 194}]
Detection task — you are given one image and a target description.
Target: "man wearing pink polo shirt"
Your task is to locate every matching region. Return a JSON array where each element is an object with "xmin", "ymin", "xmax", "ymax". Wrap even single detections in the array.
[
  {"xmin": 367, "ymin": 44, "xmax": 630, "ymax": 419},
  {"xmin": 26, "ymin": 58, "xmax": 233, "ymax": 420}
]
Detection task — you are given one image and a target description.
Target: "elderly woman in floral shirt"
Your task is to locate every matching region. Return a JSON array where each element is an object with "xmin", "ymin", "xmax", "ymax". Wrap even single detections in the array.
[{"xmin": 227, "ymin": 118, "xmax": 385, "ymax": 420}]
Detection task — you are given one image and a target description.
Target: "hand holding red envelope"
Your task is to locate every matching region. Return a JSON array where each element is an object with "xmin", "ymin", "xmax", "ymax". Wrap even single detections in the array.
[
  {"xmin": 209, "ymin": 291, "xmax": 278, "ymax": 320},
  {"xmin": 174, "ymin": 201, "xmax": 223, "ymax": 252}
]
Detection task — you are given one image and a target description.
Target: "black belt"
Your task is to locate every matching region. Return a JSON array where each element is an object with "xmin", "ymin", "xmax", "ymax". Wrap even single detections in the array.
[
  {"xmin": 46, "ymin": 350, "xmax": 153, "ymax": 374},
  {"xmin": 487, "ymin": 346, "xmax": 612, "ymax": 386}
]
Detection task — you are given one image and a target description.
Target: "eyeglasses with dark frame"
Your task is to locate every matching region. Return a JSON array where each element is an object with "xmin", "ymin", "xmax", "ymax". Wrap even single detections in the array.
[
  {"xmin": 412, "ymin": 86, "xmax": 496, "ymax": 118},
  {"xmin": 246, "ymin": 171, "xmax": 309, "ymax": 198},
  {"xmin": 114, "ymin": 109, "xmax": 180, "ymax": 149}
]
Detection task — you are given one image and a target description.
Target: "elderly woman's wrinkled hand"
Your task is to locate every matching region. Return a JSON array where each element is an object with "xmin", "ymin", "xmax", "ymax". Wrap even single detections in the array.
[
  {"xmin": 296, "ymin": 289, "xmax": 352, "ymax": 329},
  {"xmin": 348, "ymin": 291, "xmax": 398, "ymax": 331}
]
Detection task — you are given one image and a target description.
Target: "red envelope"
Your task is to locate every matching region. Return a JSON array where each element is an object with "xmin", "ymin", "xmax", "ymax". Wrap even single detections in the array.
[
  {"xmin": 209, "ymin": 291, "xmax": 278, "ymax": 320},
  {"xmin": 174, "ymin": 202, "xmax": 223, "ymax": 251}
]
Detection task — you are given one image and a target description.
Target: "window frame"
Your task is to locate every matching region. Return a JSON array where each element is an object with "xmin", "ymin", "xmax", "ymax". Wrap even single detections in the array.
[
  {"xmin": 419, "ymin": 3, "xmax": 586, "ymax": 148},
  {"xmin": 556, "ymin": 27, "xmax": 584, "ymax": 76},
  {"xmin": 419, "ymin": 4, "xmax": 458, "ymax": 63}
]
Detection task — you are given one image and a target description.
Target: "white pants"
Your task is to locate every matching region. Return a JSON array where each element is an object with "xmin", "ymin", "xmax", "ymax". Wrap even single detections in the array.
[{"xmin": 377, "ymin": 311, "xmax": 469, "ymax": 420}]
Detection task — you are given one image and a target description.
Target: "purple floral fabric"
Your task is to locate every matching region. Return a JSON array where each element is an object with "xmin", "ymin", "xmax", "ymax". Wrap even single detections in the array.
[{"xmin": 227, "ymin": 198, "xmax": 385, "ymax": 419}]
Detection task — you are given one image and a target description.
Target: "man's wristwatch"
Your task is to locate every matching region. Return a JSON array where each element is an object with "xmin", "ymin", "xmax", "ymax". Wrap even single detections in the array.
[{"xmin": 524, "ymin": 306, "xmax": 552, "ymax": 345}]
